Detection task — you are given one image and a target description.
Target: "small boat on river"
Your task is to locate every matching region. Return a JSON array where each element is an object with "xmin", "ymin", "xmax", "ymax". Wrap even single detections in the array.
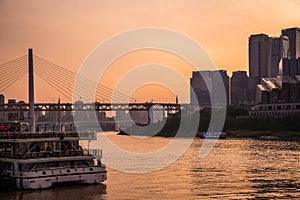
[{"xmin": 201, "ymin": 132, "xmax": 227, "ymax": 139}]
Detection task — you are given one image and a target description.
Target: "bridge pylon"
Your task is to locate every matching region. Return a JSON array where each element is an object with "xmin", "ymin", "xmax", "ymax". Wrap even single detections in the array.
[{"xmin": 28, "ymin": 48, "xmax": 35, "ymax": 132}]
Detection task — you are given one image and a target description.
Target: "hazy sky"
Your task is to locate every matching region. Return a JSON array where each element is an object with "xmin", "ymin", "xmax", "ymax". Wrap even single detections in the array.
[{"xmin": 0, "ymin": 0, "xmax": 300, "ymax": 103}]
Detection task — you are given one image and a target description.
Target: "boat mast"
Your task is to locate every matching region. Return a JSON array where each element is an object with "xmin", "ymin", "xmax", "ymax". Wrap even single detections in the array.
[{"xmin": 28, "ymin": 48, "xmax": 35, "ymax": 132}]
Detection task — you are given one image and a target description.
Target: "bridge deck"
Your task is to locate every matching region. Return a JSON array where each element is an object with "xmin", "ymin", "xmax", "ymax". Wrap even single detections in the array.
[{"xmin": 0, "ymin": 103, "xmax": 181, "ymax": 111}]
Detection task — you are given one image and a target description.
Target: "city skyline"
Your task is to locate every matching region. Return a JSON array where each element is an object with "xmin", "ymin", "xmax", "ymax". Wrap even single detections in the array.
[{"xmin": 1, "ymin": 0, "xmax": 300, "ymax": 102}]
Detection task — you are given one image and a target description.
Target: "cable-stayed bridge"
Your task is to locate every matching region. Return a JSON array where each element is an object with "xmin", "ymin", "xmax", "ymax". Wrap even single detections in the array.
[
  {"xmin": 0, "ymin": 50, "xmax": 180, "ymax": 110},
  {"xmin": 0, "ymin": 49, "xmax": 181, "ymax": 130}
]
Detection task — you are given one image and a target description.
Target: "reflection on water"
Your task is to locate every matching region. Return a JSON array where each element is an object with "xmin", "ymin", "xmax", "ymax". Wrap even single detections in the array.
[
  {"xmin": 1, "ymin": 184, "xmax": 106, "ymax": 200},
  {"xmin": 2, "ymin": 132, "xmax": 300, "ymax": 199},
  {"xmin": 246, "ymin": 140, "xmax": 300, "ymax": 199}
]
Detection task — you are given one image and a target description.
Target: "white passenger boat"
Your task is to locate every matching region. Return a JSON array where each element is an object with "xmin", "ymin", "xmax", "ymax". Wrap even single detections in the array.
[
  {"xmin": 0, "ymin": 131, "xmax": 107, "ymax": 189},
  {"xmin": 201, "ymin": 132, "xmax": 227, "ymax": 139}
]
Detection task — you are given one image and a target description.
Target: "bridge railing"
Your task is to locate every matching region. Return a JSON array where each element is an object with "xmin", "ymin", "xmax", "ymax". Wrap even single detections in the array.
[{"xmin": 0, "ymin": 103, "xmax": 181, "ymax": 112}]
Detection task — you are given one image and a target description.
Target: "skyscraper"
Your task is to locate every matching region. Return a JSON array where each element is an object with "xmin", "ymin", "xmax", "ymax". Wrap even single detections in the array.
[
  {"xmin": 270, "ymin": 36, "xmax": 289, "ymax": 76},
  {"xmin": 190, "ymin": 71, "xmax": 211, "ymax": 106},
  {"xmin": 249, "ymin": 34, "xmax": 289, "ymax": 78},
  {"xmin": 249, "ymin": 34, "xmax": 270, "ymax": 101},
  {"xmin": 249, "ymin": 33, "xmax": 289, "ymax": 101},
  {"xmin": 281, "ymin": 27, "xmax": 300, "ymax": 59},
  {"xmin": 213, "ymin": 70, "xmax": 229, "ymax": 105},
  {"xmin": 230, "ymin": 71, "xmax": 249, "ymax": 105},
  {"xmin": 249, "ymin": 34, "xmax": 270, "ymax": 78},
  {"xmin": 190, "ymin": 70, "xmax": 229, "ymax": 106}
]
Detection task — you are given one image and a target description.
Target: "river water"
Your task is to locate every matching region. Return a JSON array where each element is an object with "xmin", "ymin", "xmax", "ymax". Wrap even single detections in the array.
[{"xmin": 1, "ymin": 132, "xmax": 300, "ymax": 199}]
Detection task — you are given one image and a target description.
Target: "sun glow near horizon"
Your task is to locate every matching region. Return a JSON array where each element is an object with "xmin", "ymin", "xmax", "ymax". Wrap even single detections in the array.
[{"xmin": 0, "ymin": 0, "xmax": 299, "ymax": 102}]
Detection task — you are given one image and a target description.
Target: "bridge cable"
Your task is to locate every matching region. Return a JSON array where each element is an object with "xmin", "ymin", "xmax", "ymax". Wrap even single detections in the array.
[
  {"xmin": 0, "ymin": 70, "xmax": 28, "ymax": 93},
  {"xmin": 34, "ymin": 55, "xmax": 140, "ymax": 103},
  {"xmin": 0, "ymin": 59, "xmax": 27, "ymax": 92},
  {"xmin": 34, "ymin": 56, "xmax": 139, "ymax": 103},
  {"xmin": 34, "ymin": 59, "xmax": 111, "ymax": 102},
  {"xmin": 0, "ymin": 56, "xmax": 27, "ymax": 80}
]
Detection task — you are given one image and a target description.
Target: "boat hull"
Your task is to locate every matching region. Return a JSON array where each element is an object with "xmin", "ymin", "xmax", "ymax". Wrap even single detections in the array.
[{"xmin": 15, "ymin": 170, "xmax": 107, "ymax": 189}]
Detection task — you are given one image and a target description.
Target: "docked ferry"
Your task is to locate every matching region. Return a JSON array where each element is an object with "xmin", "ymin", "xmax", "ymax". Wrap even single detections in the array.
[{"xmin": 0, "ymin": 129, "xmax": 107, "ymax": 189}]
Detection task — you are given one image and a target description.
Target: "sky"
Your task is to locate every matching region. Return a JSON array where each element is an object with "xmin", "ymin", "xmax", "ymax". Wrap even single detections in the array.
[{"xmin": 0, "ymin": 0, "xmax": 300, "ymax": 103}]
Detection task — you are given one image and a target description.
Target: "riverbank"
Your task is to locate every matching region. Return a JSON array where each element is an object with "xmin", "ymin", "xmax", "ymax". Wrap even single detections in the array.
[
  {"xmin": 226, "ymin": 130, "xmax": 300, "ymax": 141},
  {"xmin": 118, "ymin": 130, "xmax": 300, "ymax": 141}
]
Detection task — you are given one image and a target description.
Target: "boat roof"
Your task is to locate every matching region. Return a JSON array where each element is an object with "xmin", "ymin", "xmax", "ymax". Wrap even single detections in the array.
[
  {"xmin": 0, "ymin": 132, "xmax": 82, "ymax": 143},
  {"xmin": 0, "ymin": 137, "xmax": 81, "ymax": 143}
]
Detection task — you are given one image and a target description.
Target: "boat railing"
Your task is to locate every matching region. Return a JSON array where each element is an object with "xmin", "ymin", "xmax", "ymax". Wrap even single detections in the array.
[
  {"xmin": 0, "ymin": 148, "xmax": 102, "ymax": 159},
  {"xmin": 19, "ymin": 164, "xmax": 102, "ymax": 173},
  {"xmin": 78, "ymin": 132, "xmax": 97, "ymax": 140},
  {"xmin": 0, "ymin": 132, "xmax": 80, "ymax": 139},
  {"xmin": 84, "ymin": 148, "xmax": 102, "ymax": 157}
]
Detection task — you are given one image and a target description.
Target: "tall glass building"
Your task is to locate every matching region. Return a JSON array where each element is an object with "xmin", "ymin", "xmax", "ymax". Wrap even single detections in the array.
[{"xmin": 282, "ymin": 27, "xmax": 300, "ymax": 59}]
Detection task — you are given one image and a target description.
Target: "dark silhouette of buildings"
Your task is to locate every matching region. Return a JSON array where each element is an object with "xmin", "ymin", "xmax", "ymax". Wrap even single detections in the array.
[
  {"xmin": 249, "ymin": 34, "xmax": 289, "ymax": 78},
  {"xmin": 255, "ymin": 27, "xmax": 300, "ymax": 106},
  {"xmin": 282, "ymin": 57, "xmax": 300, "ymax": 76},
  {"xmin": 230, "ymin": 71, "xmax": 253, "ymax": 105},
  {"xmin": 256, "ymin": 76, "xmax": 300, "ymax": 104},
  {"xmin": 281, "ymin": 27, "xmax": 300, "ymax": 59},
  {"xmin": 249, "ymin": 34, "xmax": 270, "ymax": 78},
  {"xmin": 248, "ymin": 33, "xmax": 289, "ymax": 102},
  {"xmin": 190, "ymin": 70, "xmax": 229, "ymax": 106},
  {"xmin": 281, "ymin": 28, "xmax": 300, "ymax": 76}
]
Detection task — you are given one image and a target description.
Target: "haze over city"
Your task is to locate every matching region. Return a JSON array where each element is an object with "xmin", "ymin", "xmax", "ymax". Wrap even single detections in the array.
[
  {"xmin": 2, "ymin": 1, "xmax": 300, "ymax": 198},
  {"xmin": 1, "ymin": 0, "xmax": 300, "ymax": 103}
]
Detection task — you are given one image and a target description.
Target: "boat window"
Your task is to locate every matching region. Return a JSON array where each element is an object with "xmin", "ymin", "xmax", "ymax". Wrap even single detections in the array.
[
  {"xmin": 18, "ymin": 164, "xmax": 23, "ymax": 172},
  {"xmin": 35, "ymin": 145, "xmax": 40, "ymax": 152},
  {"xmin": 4, "ymin": 162, "xmax": 13, "ymax": 170},
  {"xmin": 34, "ymin": 162, "xmax": 47, "ymax": 170},
  {"xmin": 47, "ymin": 162, "xmax": 55, "ymax": 168},
  {"xmin": 21, "ymin": 163, "xmax": 34, "ymax": 172}
]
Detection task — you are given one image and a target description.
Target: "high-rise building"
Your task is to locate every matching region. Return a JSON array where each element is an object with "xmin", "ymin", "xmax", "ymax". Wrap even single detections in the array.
[
  {"xmin": 281, "ymin": 27, "xmax": 300, "ymax": 59},
  {"xmin": 270, "ymin": 36, "xmax": 290, "ymax": 76},
  {"xmin": 0, "ymin": 94, "xmax": 5, "ymax": 121},
  {"xmin": 249, "ymin": 34, "xmax": 289, "ymax": 78},
  {"xmin": 249, "ymin": 34, "xmax": 289, "ymax": 101},
  {"xmin": 190, "ymin": 70, "xmax": 229, "ymax": 106},
  {"xmin": 213, "ymin": 70, "xmax": 229, "ymax": 105},
  {"xmin": 230, "ymin": 71, "xmax": 249, "ymax": 105},
  {"xmin": 249, "ymin": 34, "xmax": 270, "ymax": 78},
  {"xmin": 190, "ymin": 71, "xmax": 211, "ymax": 106},
  {"xmin": 282, "ymin": 57, "xmax": 300, "ymax": 76}
]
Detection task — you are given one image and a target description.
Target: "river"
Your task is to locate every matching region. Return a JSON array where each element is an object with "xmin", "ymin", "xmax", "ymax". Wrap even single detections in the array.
[{"xmin": 1, "ymin": 131, "xmax": 300, "ymax": 199}]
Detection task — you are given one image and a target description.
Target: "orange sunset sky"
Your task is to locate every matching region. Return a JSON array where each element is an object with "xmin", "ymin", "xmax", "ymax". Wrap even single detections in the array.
[{"xmin": 0, "ymin": 0, "xmax": 300, "ymax": 103}]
